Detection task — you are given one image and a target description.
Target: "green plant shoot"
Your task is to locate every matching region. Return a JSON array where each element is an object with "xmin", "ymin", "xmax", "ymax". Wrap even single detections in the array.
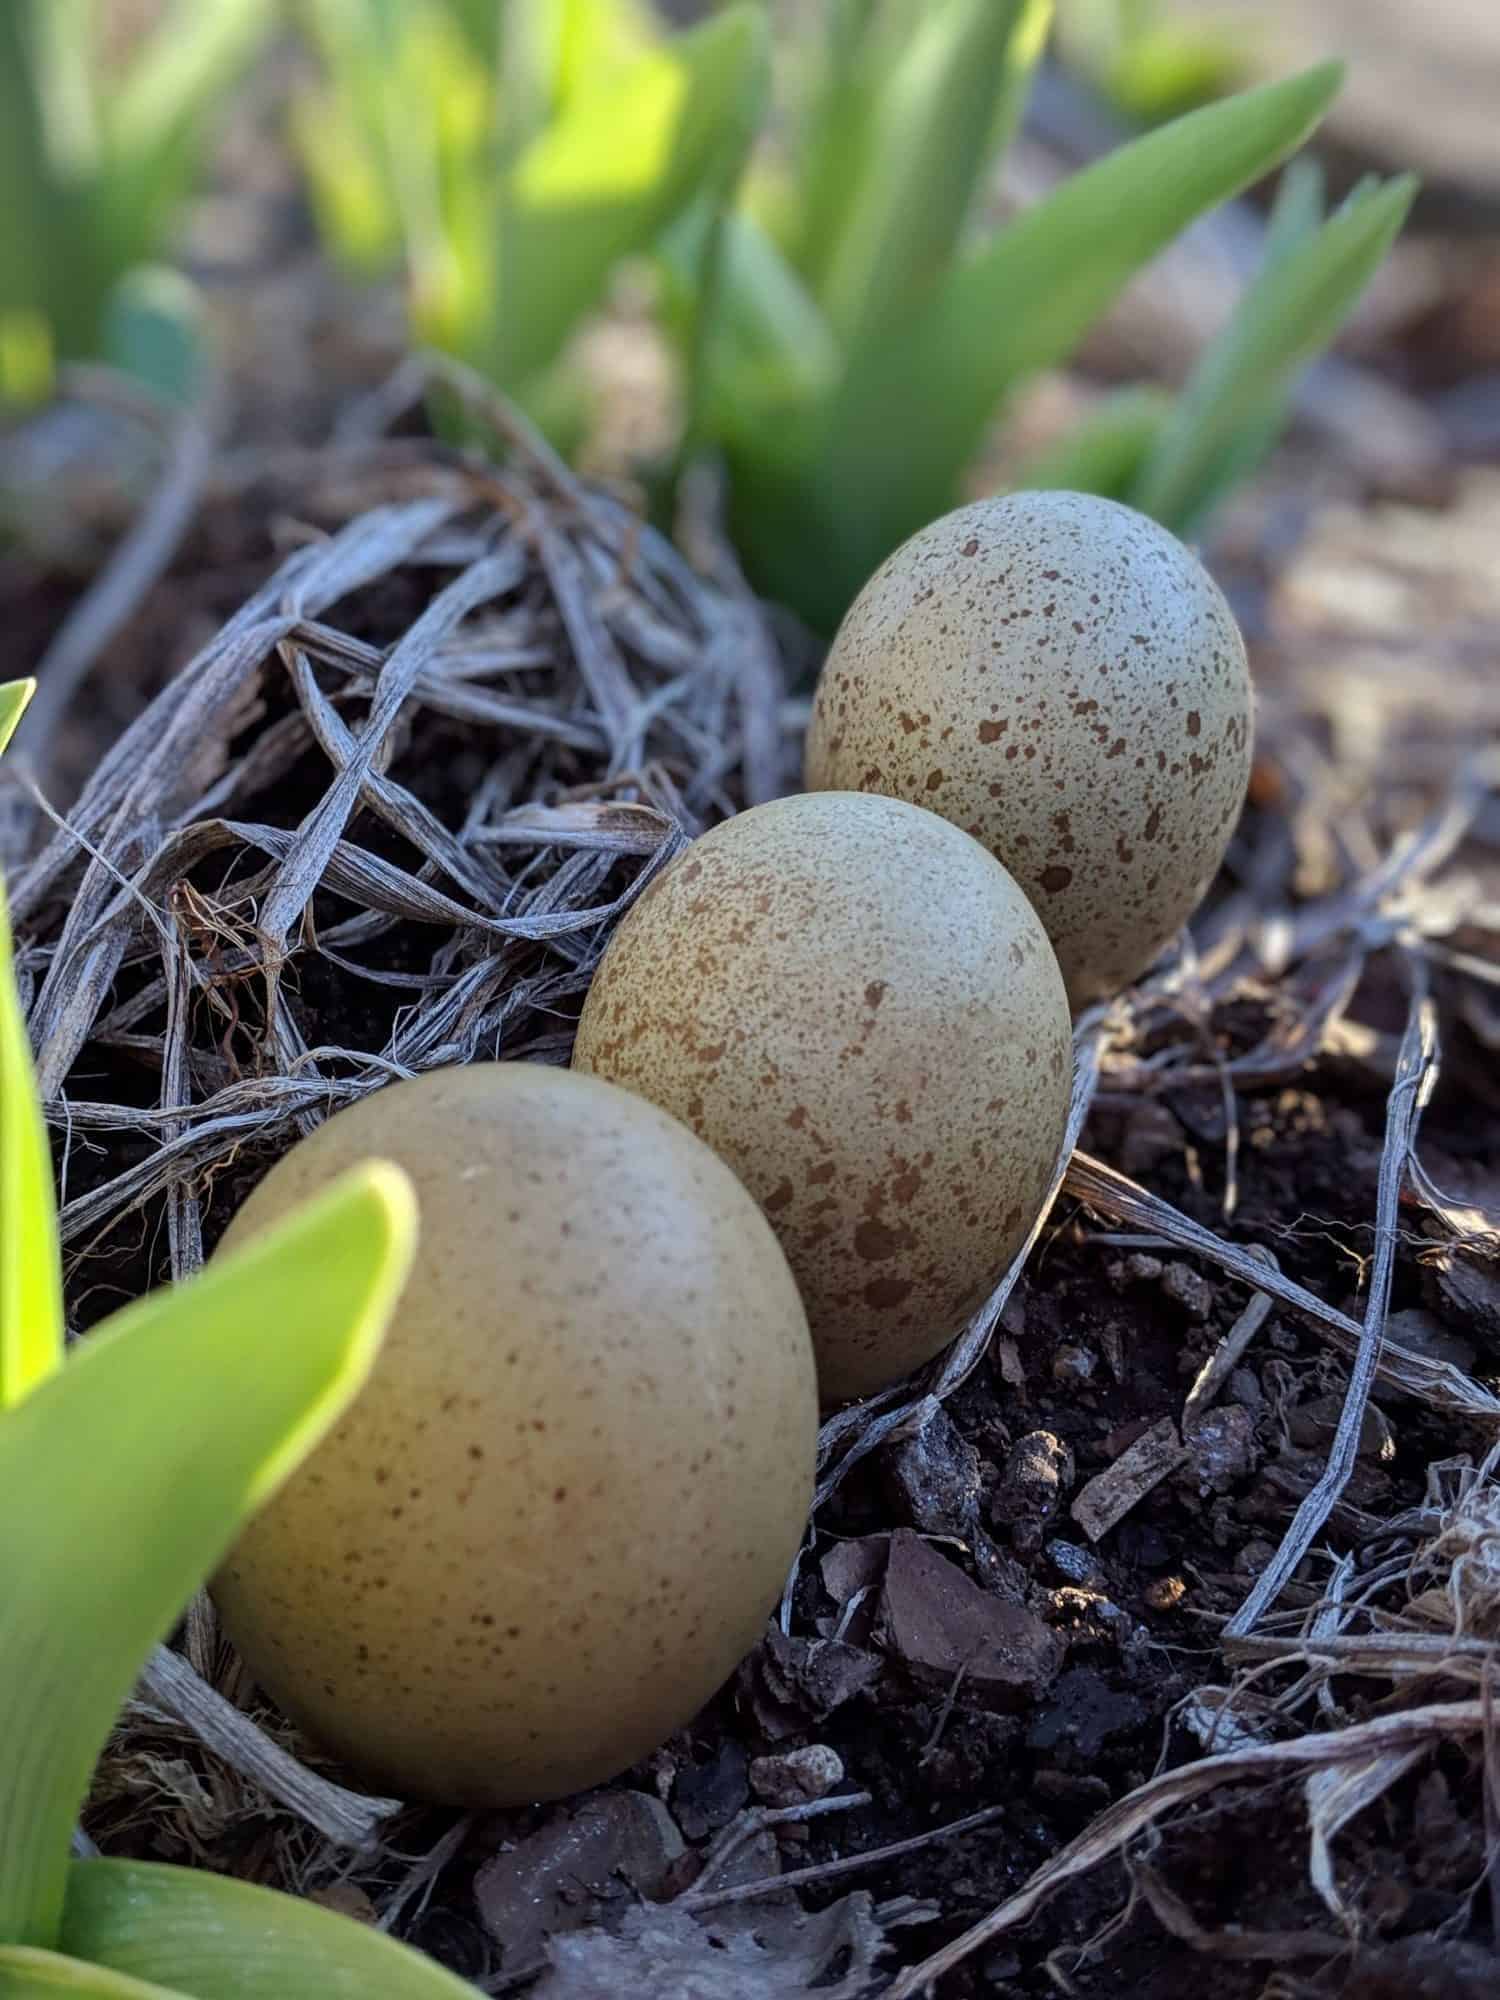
[
  {"xmin": 0, "ymin": 682, "xmax": 36, "ymax": 760},
  {"xmin": 0, "ymin": 820, "xmax": 468, "ymax": 1991},
  {"xmin": 648, "ymin": 4, "xmax": 1409, "ymax": 632},
  {"xmin": 1019, "ymin": 162, "xmax": 1418, "ymax": 535}
]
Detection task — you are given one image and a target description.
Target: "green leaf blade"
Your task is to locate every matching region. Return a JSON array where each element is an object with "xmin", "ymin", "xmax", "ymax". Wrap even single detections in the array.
[
  {"xmin": 61, "ymin": 1863, "xmax": 474, "ymax": 1999},
  {"xmin": 817, "ymin": 0, "xmax": 1026, "ymax": 346},
  {"xmin": 0, "ymin": 1946, "xmax": 187, "ymax": 1998},
  {"xmin": 1131, "ymin": 171, "xmax": 1418, "ymax": 528},
  {"xmin": 765, "ymin": 59, "xmax": 1344, "ymax": 628},
  {"xmin": 0, "ymin": 1163, "xmax": 416, "ymax": 1949},
  {"xmin": 0, "ymin": 871, "xmax": 64, "ymax": 1412}
]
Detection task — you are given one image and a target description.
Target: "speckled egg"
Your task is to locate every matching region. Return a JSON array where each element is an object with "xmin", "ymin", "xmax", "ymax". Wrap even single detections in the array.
[
  {"xmin": 804, "ymin": 492, "xmax": 1253, "ymax": 1006},
  {"xmin": 210, "ymin": 1063, "xmax": 817, "ymax": 1807},
  {"xmin": 572, "ymin": 791, "xmax": 1072, "ymax": 1402}
]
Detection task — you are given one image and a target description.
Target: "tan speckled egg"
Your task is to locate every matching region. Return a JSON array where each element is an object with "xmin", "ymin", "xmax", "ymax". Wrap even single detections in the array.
[
  {"xmin": 572, "ymin": 791, "xmax": 1072, "ymax": 1402},
  {"xmin": 804, "ymin": 492, "xmax": 1254, "ymax": 1007},
  {"xmin": 210, "ymin": 1064, "xmax": 816, "ymax": 1807}
]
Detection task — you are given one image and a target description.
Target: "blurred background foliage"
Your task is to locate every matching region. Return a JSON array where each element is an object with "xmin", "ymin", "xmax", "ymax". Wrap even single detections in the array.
[{"xmin": 0, "ymin": 0, "xmax": 1419, "ymax": 631}]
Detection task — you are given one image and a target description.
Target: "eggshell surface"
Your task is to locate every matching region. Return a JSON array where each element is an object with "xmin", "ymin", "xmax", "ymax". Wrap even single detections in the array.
[
  {"xmin": 572, "ymin": 791, "xmax": 1072, "ymax": 1401},
  {"xmin": 804, "ymin": 491, "xmax": 1253, "ymax": 1005},
  {"xmin": 211, "ymin": 1063, "xmax": 817, "ymax": 1806}
]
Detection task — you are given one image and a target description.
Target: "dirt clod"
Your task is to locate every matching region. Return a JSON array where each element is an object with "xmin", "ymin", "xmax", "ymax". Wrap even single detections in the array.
[
  {"xmin": 748, "ymin": 1745, "xmax": 846, "ymax": 1808},
  {"xmin": 878, "ymin": 1530, "xmax": 1063, "ymax": 1706}
]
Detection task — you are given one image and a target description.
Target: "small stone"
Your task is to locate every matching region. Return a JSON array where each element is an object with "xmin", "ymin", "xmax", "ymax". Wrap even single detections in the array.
[
  {"xmin": 1387, "ymin": 1306, "xmax": 1478, "ymax": 1375},
  {"xmin": 1160, "ymin": 1262, "xmax": 1213, "ymax": 1320},
  {"xmin": 1228, "ymin": 1367, "xmax": 1264, "ymax": 1413},
  {"xmin": 879, "ymin": 1529, "xmax": 1062, "ymax": 1707},
  {"xmin": 880, "ymin": 1402, "xmax": 982, "ymax": 1538},
  {"xmin": 992, "ymin": 1431, "xmax": 1075, "ymax": 1543},
  {"xmin": 1432, "ymin": 1249, "xmax": 1500, "ymax": 1353},
  {"xmin": 1051, "ymin": 1343, "xmax": 1097, "ymax": 1386},
  {"xmin": 744, "ymin": 1628, "xmax": 883, "ymax": 1739},
  {"xmin": 1044, "ymin": 1539, "xmax": 1108, "ymax": 1590},
  {"xmin": 1108, "ymin": 1252, "xmax": 1163, "ymax": 1285},
  {"xmin": 1287, "ymin": 1391, "xmax": 1395, "ymax": 1460},
  {"xmin": 1032, "ymin": 1767, "xmax": 1112, "ymax": 1811},
  {"xmin": 1025, "ymin": 1666, "xmax": 1148, "ymax": 1762},
  {"xmin": 1235, "ymin": 1536, "xmax": 1279, "ymax": 1577},
  {"xmin": 1143, "ymin": 1575, "xmax": 1186, "ymax": 1611},
  {"xmin": 748, "ymin": 1744, "xmax": 845, "ymax": 1808},
  {"xmin": 1183, "ymin": 1405, "xmax": 1259, "ymax": 1493},
  {"xmin": 1034, "ymin": 1586, "xmax": 1132, "ymax": 1642}
]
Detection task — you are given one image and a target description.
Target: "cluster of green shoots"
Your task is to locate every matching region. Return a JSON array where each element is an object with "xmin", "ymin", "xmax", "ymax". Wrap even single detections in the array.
[
  {"xmin": 0, "ymin": 678, "xmax": 467, "ymax": 1996},
  {"xmin": 5, "ymin": 1, "xmax": 1414, "ymax": 632}
]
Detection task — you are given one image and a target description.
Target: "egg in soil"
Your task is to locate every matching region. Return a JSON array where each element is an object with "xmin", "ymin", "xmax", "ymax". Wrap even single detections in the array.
[
  {"xmin": 210, "ymin": 1063, "xmax": 818, "ymax": 1806},
  {"xmin": 573, "ymin": 790, "xmax": 1073, "ymax": 1401},
  {"xmin": 804, "ymin": 491, "xmax": 1253, "ymax": 1006}
]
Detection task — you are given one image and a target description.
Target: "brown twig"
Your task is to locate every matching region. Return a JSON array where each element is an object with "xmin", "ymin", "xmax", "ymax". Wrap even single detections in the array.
[
  {"xmin": 679, "ymin": 1802, "xmax": 1007, "ymax": 1913},
  {"xmin": 888, "ymin": 1700, "xmax": 1490, "ymax": 1996},
  {"xmin": 1227, "ymin": 973, "xmax": 1440, "ymax": 1638}
]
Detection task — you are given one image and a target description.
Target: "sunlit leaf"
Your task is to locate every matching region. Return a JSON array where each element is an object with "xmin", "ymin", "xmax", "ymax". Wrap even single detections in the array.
[
  {"xmin": 0, "ymin": 1164, "xmax": 416, "ymax": 1950},
  {"xmin": 0, "ymin": 1947, "xmax": 186, "ymax": 1998},
  {"xmin": 492, "ymin": 4, "xmax": 768, "ymax": 386},
  {"xmin": 0, "ymin": 681, "xmax": 36, "ymax": 758},
  {"xmin": 60, "ymin": 1863, "xmax": 475, "ymax": 1999},
  {"xmin": 291, "ymin": 84, "xmax": 403, "ymax": 276},
  {"xmin": 1130, "ymin": 172, "xmax": 1418, "ymax": 528},
  {"xmin": 0, "ymin": 871, "xmax": 63, "ymax": 1412},
  {"xmin": 498, "ymin": 0, "xmax": 653, "ymax": 123}
]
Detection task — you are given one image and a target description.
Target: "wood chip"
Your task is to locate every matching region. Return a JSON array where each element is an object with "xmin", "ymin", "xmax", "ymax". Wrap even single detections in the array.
[{"xmin": 1071, "ymin": 1418, "xmax": 1189, "ymax": 1543}]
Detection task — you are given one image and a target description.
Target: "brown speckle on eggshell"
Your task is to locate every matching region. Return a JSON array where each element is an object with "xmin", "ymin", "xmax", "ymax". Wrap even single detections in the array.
[
  {"xmin": 211, "ymin": 1064, "xmax": 816, "ymax": 1807},
  {"xmin": 572, "ymin": 791, "xmax": 1073, "ymax": 1402},
  {"xmin": 804, "ymin": 492, "xmax": 1254, "ymax": 1006}
]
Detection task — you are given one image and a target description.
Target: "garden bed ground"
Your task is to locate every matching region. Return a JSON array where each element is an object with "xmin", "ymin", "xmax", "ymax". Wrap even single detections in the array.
[
  {"xmin": 5, "ymin": 425, "xmax": 1498, "ymax": 1999},
  {"xmin": 4, "ymin": 31, "xmax": 1500, "ymax": 1998}
]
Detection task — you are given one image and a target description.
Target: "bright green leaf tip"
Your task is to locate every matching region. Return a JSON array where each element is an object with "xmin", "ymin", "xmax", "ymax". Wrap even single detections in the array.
[
  {"xmin": 0, "ymin": 680, "xmax": 36, "ymax": 757},
  {"xmin": 0, "ymin": 1944, "xmax": 187, "ymax": 1997},
  {"xmin": 0, "ymin": 861, "xmax": 66, "ymax": 1412},
  {"xmin": 0, "ymin": 1146, "xmax": 417, "ymax": 1951},
  {"xmin": 206, "ymin": 1157, "xmax": 419, "ymax": 1513},
  {"xmin": 61, "ymin": 1859, "xmax": 477, "ymax": 1998}
]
